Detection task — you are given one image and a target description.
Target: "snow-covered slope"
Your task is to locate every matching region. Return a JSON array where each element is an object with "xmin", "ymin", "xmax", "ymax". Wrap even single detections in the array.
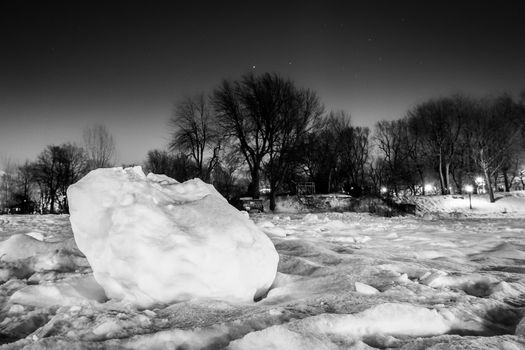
[{"xmin": 403, "ymin": 190, "xmax": 525, "ymax": 218}]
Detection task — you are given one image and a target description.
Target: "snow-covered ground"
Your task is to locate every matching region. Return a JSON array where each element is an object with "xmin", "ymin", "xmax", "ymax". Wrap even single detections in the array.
[
  {"xmin": 405, "ymin": 190, "xmax": 525, "ymax": 219},
  {"xmin": 2, "ymin": 195, "xmax": 525, "ymax": 349}
]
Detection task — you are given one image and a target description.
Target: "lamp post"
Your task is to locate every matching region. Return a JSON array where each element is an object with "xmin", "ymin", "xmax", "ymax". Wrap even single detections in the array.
[{"xmin": 465, "ymin": 185, "xmax": 473, "ymax": 209}]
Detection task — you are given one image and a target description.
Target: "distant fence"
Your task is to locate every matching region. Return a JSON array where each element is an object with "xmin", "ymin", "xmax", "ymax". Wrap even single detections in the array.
[{"xmin": 297, "ymin": 182, "xmax": 315, "ymax": 195}]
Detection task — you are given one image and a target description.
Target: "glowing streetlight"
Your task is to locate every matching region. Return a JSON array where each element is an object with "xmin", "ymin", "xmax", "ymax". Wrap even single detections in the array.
[
  {"xmin": 465, "ymin": 184, "xmax": 474, "ymax": 209},
  {"xmin": 424, "ymin": 184, "xmax": 433, "ymax": 194},
  {"xmin": 380, "ymin": 186, "xmax": 388, "ymax": 195}
]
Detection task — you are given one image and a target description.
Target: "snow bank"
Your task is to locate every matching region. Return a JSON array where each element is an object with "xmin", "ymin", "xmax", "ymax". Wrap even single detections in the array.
[
  {"xmin": 406, "ymin": 191, "xmax": 525, "ymax": 218},
  {"xmin": 67, "ymin": 167, "xmax": 278, "ymax": 307}
]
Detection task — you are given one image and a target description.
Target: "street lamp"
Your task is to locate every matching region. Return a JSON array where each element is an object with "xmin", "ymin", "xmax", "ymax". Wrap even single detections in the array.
[
  {"xmin": 380, "ymin": 186, "xmax": 388, "ymax": 195},
  {"xmin": 465, "ymin": 184, "xmax": 473, "ymax": 209}
]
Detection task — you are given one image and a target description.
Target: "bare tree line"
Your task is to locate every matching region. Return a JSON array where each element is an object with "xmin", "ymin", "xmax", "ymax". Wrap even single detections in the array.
[
  {"xmin": 0, "ymin": 125, "xmax": 115, "ymax": 213},
  {"xmin": 372, "ymin": 94, "xmax": 525, "ymax": 202},
  {"xmin": 2, "ymin": 72, "xmax": 525, "ymax": 214},
  {"xmin": 150, "ymin": 74, "xmax": 525, "ymax": 205}
]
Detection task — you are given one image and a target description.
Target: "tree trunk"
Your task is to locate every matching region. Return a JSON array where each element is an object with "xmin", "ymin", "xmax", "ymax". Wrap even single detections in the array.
[
  {"xmin": 327, "ymin": 169, "xmax": 332, "ymax": 194},
  {"xmin": 445, "ymin": 163, "xmax": 451, "ymax": 194},
  {"xmin": 269, "ymin": 190, "xmax": 276, "ymax": 211},
  {"xmin": 49, "ymin": 194, "xmax": 55, "ymax": 214},
  {"xmin": 438, "ymin": 153, "xmax": 446, "ymax": 195},
  {"xmin": 484, "ymin": 169, "xmax": 495, "ymax": 203},
  {"xmin": 503, "ymin": 171, "xmax": 510, "ymax": 192},
  {"xmin": 63, "ymin": 196, "xmax": 69, "ymax": 214},
  {"xmin": 249, "ymin": 164, "xmax": 260, "ymax": 199},
  {"xmin": 451, "ymin": 170, "xmax": 462, "ymax": 194},
  {"xmin": 418, "ymin": 169, "xmax": 425, "ymax": 195}
]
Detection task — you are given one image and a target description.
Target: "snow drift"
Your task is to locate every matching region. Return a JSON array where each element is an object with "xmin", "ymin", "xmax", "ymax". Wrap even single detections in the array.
[{"xmin": 67, "ymin": 167, "xmax": 278, "ymax": 307}]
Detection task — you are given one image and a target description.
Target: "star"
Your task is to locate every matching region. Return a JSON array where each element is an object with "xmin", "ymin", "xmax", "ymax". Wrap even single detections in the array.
[{"xmin": 252, "ymin": 65, "xmax": 256, "ymax": 69}]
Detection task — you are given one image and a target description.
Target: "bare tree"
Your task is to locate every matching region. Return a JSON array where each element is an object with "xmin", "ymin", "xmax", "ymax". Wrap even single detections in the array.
[
  {"xmin": 214, "ymin": 73, "xmax": 323, "ymax": 209},
  {"xmin": 170, "ymin": 94, "xmax": 221, "ymax": 182},
  {"xmin": 211, "ymin": 143, "xmax": 247, "ymax": 200},
  {"xmin": 15, "ymin": 161, "xmax": 36, "ymax": 213},
  {"xmin": 83, "ymin": 124, "xmax": 116, "ymax": 170},
  {"xmin": 0, "ymin": 157, "xmax": 17, "ymax": 212},
  {"xmin": 297, "ymin": 116, "xmax": 340, "ymax": 193},
  {"xmin": 32, "ymin": 144, "xmax": 88, "ymax": 213},
  {"xmin": 407, "ymin": 95, "xmax": 467, "ymax": 194},
  {"xmin": 144, "ymin": 149, "xmax": 197, "ymax": 182},
  {"xmin": 373, "ymin": 119, "xmax": 414, "ymax": 195},
  {"xmin": 469, "ymin": 95, "xmax": 522, "ymax": 202},
  {"xmin": 338, "ymin": 124, "xmax": 370, "ymax": 194},
  {"xmin": 264, "ymin": 88, "xmax": 323, "ymax": 209}
]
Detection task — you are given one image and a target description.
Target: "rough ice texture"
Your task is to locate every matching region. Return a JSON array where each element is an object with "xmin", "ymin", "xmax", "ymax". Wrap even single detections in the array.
[{"xmin": 67, "ymin": 166, "xmax": 278, "ymax": 307}]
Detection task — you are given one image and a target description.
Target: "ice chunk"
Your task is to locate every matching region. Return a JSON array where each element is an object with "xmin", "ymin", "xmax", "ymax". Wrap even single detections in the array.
[
  {"xmin": 9, "ymin": 275, "xmax": 107, "ymax": 307},
  {"xmin": 92, "ymin": 320, "xmax": 123, "ymax": 336},
  {"xmin": 231, "ymin": 303, "xmax": 452, "ymax": 348},
  {"xmin": 25, "ymin": 231, "xmax": 45, "ymax": 241},
  {"xmin": 355, "ymin": 282, "xmax": 379, "ymax": 295},
  {"xmin": 515, "ymin": 316, "xmax": 525, "ymax": 336},
  {"xmin": 229, "ymin": 326, "xmax": 338, "ymax": 350},
  {"xmin": 67, "ymin": 167, "xmax": 279, "ymax": 307},
  {"xmin": 0, "ymin": 234, "xmax": 78, "ymax": 273},
  {"xmin": 0, "ymin": 234, "xmax": 62, "ymax": 261}
]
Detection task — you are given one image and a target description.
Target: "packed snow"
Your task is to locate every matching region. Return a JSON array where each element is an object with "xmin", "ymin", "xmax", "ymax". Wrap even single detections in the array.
[
  {"xmin": 67, "ymin": 167, "xmax": 278, "ymax": 307},
  {"xmin": 1, "ymin": 187, "xmax": 525, "ymax": 348}
]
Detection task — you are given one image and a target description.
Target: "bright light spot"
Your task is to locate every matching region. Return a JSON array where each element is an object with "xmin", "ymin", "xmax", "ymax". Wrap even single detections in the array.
[
  {"xmin": 475, "ymin": 176, "xmax": 484, "ymax": 184},
  {"xmin": 465, "ymin": 185, "xmax": 474, "ymax": 193},
  {"xmin": 380, "ymin": 186, "xmax": 388, "ymax": 194},
  {"xmin": 424, "ymin": 184, "xmax": 433, "ymax": 192}
]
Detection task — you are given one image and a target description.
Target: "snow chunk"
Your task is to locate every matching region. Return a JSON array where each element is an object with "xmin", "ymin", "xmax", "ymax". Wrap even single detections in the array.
[
  {"xmin": 67, "ymin": 167, "xmax": 278, "ymax": 307},
  {"xmin": 355, "ymin": 282, "xmax": 379, "ymax": 295},
  {"xmin": 229, "ymin": 326, "xmax": 338, "ymax": 350},
  {"xmin": 301, "ymin": 303, "xmax": 452, "ymax": 338},
  {"xmin": 9, "ymin": 275, "xmax": 106, "ymax": 307},
  {"xmin": 257, "ymin": 221, "xmax": 287, "ymax": 237},
  {"xmin": 0, "ymin": 234, "xmax": 78, "ymax": 273},
  {"xmin": 92, "ymin": 320, "xmax": 123, "ymax": 336},
  {"xmin": 232, "ymin": 303, "xmax": 452, "ymax": 347},
  {"xmin": 515, "ymin": 317, "xmax": 525, "ymax": 336},
  {"xmin": 0, "ymin": 234, "xmax": 61, "ymax": 261},
  {"xmin": 25, "ymin": 231, "xmax": 45, "ymax": 241}
]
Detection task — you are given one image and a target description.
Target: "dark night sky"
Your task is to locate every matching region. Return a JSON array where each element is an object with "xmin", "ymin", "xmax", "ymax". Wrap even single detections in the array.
[{"xmin": 1, "ymin": 1, "xmax": 524, "ymax": 165}]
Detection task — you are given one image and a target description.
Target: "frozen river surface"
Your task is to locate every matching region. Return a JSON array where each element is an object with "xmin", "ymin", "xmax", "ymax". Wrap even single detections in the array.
[{"xmin": 1, "ymin": 213, "xmax": 525, "ymax": 349}]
